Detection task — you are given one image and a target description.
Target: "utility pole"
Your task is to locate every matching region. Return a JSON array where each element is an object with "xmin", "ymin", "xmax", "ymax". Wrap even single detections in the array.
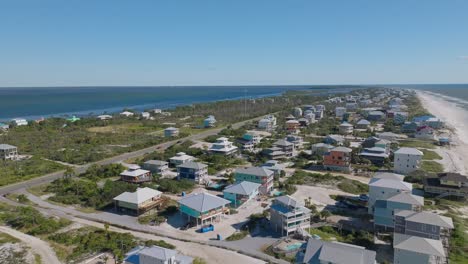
[{"xmin": 244, "ymin": 88, "xmax": 247, "ymax": 117}]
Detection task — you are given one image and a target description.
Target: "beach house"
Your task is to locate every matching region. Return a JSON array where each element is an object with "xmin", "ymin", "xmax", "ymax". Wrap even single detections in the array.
[
  {"xmin": 394, "ymin": 210, "xmax": 454, "ymax": 241},
  {"xmin": 285, "ymin": 134, "xmax": 304, "ymax": 149},
  {"xmin": 393, "ymin": 235, "xmax": 446, "ymax": 264},
  {"xmin": 345, "ymin": 102, "xmax": 358, "ymax": 111},
  {"xmin": 0, "ymin": 122, "xmax": 9, "ymax": 130},
  {"xmin": 272, "ymin": 139, "xmax": 295, "ymax": 157},
  {"xmin": 401, "ymin": 121, "xmax": 418, "ymax": 133},
  {"xmin": 124, "ymin": 245, "xmax": 194, "ymax": 264},
  {"xmin": 367, "ymin": 111, "xmax": 386, "ymax": 121},
  {"xmin": 415, "ymin": 126, "xmax": 435, "ymax": 140},
  {"xmin": 373, "ymin": 192, "xmax": 424, "ymax": 231},
  {"xmin": 335, "ymin": 106, "xmax": 346, "ymax": 118},
  {"xmin": 169, "ymin": 152, "xmax": 195, "ymax": 166},
  {"xmin": 285, "ymin": 119, "xmax": 300, "ymax": 133},
  {"xmin": 113, "ymin": 187, "xmax": 163, "ymax": 215},
  {"xmin": 338, "ymin": 122, "xmax": 353, "ymax": 134},
  {"xmin": 11, "ymin": 118, "xmax": 28, "ymax": 126},
  {"xmin": 324, "ymin": 134, "xmax": 345, "ymax": 145},
  {"xmin": 142, "ymin": 160, "xmax": 169, "ymax": 175},
  {"xmin": 223, "ymin": 181, "xmax": 260, "ymax": 207},
  {"xmin": 234, "ymin": 166, "xmax": 274, "ymax": 195},
  {"xmin": 311, "ymin": 143, "xmax": 334, "ymax": 156},
  {"xmin": 238, "ymin": 131, "xmax": 262, "ymax": 151},
  {"xmin": 368, "ymin": 172, "xmax": 412, "ymax": 214},
  {"xmin": 120, "ymin": 111, "xmax": 134, "ymax": 117},
  {"xmin": 258, "ymin": 115, "xmax": 277, "ymax": 131},
  {"xmin": 208, "ymin": 137, "xmax": 238, "ymax": 155},
  {"xmin": 356, "ymin": 119, "xmax": 371, "ymax": 129},
  {"xmin": 178, "ymin": 192, "xmax": 230, "ymax": 226},
  {"xmin": 270, "ymin": 196, "xmax": 311, "ymax": 237},
  {"xmin": 177, "ymin": 161, "xmax": 208, "ymax": 184},
  {"xmin": 393, "ymin": 147, "xmax": 423, "ymax": 175},
  {"xmin": 393, "ymin": 111, "xmax": 409, "ymax": 124},
  {"xmin": 261, "ymin": 160, "xmax": 285, "ymax": 177},
  {"xmin": 164, "ymin": 127, "xmax": 179, "ymax": 137},
  {"xmin": 97, "ymin": 114, "xmax": 113, "ymax": 121},
  {"xmin": 203, "ymin": 115, "xmax": 216, "ymax": 128},
  {"xmin": 0, "ymin": 144, "xmax": 18, "ymax": 160},
  {"xmin": 141, "ymin": 112, "xmax": 150, "ymax": 119},
  {"xmin": 323, "ymin": 146, "xmax": 352, "ymax": 172},
  {"xmin": 423, "ymin": 172, "xmax": 468, "ymax": 198},
  {"xmin": 301, "ymin": 238, "xmax": 377, "ymax": 264},
  {"xmin": 120, "ymin": 165, "xmax": 152, "ymax": 183},
  {"xmin": 359, "ymin": 147, "xmax": 389, "ymax": 165},
  {"xmin": 424, "ymin": 117, "xmax": 443, "ymax": 129},
  {"xmin": 293, "ymin": 107, "xmax": 303, "ymax": 117}
]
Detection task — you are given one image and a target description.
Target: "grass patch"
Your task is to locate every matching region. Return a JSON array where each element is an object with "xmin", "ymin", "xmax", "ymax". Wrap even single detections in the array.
[
  {"xmin": 27, "ymin": 184, "xmax": 50, "ymax": 196},
  {"xmin": 421, "ymin": 161, "xmax": 444, "ymax": 173},
  {"xmin": 226, "ymin": 230, "xmax": 249, "ymax": 241},
  {"xmin": 286, "ymin": 170, "xmax": 368, "ymax": 194},
  {"xmin": 399, "ymin": 140, "xmax": 436, "ymax": 149},
  {"xmin": 0, "ymin": 158, "xmax": 66, "ymax": 187},
  {"xmin": 421, "ymin": 149, "xmax": 442, "ymax": 160},
  {"xmin": 307, "ymin": 226, "xmax": 374, "ymax": 249},
  {"xmin": 0, "ymin": 232, "xmax": 21, "ymax": 244},
  {"xmin": 337, "ymin": 179, "xmax": 369, "ymax": 194},
  {"xmin": 34, "ymin": 254, "xmax": 42, "ymax": 264},
  {"xmin": 447, "ymin": 214, "xmax": 468, "ymax": 263}
]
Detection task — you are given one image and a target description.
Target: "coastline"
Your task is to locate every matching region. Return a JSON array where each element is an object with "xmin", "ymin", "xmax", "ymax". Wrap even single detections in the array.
[{"xmin": 416, "ymin": 90, "xmax": 468, "ymax": 174}]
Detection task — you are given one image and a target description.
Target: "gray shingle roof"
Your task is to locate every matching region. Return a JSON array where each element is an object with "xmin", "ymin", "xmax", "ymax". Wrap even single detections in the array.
[
  {"xmin": 176, "ymin": 161, "xmax": 207, "ymax": 170},
  {"xmin": 394, "ymin": 235, "xmax": 445, "ymax": 257},
  {"xmin": 387, "ymin": 192, "xmax": 424, "ymax": 206},
  {"xmin": 373, "ymin": 172, "xmax": 405, "ymax": 181},
  {"xmin": 274, "ymin": 139, "xmax": 293, "ymax": 146},
  {"xmin": 113, "ymin": 187, "xmax": 161, "ymax": 205},
  {"xmin": 139, "ymin": 246, "xmax": 178, "ymax": 261},
  {"xmin": 395, "ymin": 210, "xmax": 454, "ymax": 228},
  {"xmin": 394, "ymin": 147, "xmax": 423, "ymax": 156},
  {"xmin": 275, "ymin": 195, "xmax": 302, "ymax": 208},
  {"xmin": 178, "ymin": 192, "xmax": 230, "ymax": 213},
  {"xmin": 303, "ymin": 238, "xmax": 377, "ymax": 264},
  {"xmin": 235, "ymin": 167, "xmax": 274, "ymax": 177},
  {"xmin": 369, "ymin": 178, "xmax": 412, "ymax": 191},
  {"xmin": 223, "ymin": 181, "xmax": 261, "ymax": 195},
  {"xmin": 144, "ymin": 160, "xmax": 168, "ymax": 166},
  {"xmin": 331, "ymin": 146, "xmax": 352, "ymax": 153},
  {"xmin": 438, "ymin": 172, "xmax": 468, "ymax": 183}
]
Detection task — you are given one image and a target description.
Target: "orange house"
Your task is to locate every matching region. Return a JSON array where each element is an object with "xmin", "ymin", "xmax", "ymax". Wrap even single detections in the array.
[{"xmin": 323, "ymin": 146, "xmax": 352, "ymax": 172}]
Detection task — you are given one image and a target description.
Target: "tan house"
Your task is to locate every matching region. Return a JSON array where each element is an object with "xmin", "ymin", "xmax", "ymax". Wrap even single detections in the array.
[{"xmin": 113, "ymin": 187, "xmax": 163, "ymax": 215}]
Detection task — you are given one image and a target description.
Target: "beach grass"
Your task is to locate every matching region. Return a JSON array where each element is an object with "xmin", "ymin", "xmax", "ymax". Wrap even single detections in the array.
[
  {"xmin": 421, "ymin": 149, "xmax": 442, "ymax": 160},
  {"xmin": 399, "ymin": 140, "xmax": 436, "ymax": 149},
  {"xmin": 421, "ymin": 161, "xmax": 444, "ymax": 173},
  {"xmin": 0, "ymin": 232, "xmax": 21, "ymax": 244},
  {"xmin": 0, "ymin": 158, "xmax": 66, "ymax": 187}
]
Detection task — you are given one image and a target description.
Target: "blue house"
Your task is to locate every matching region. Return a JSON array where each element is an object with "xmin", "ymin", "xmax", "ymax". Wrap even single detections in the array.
[
  {"xmin": 177, "ymin": 162, "xmax": 208, "ymax": 184},
  {"xmin": 223, "ymin": 181, "xmax": 260, "ymax": 207},
  {"xmin": 374, "ymin": 192, "xmax": 424, "ymax": 231},
  {"xmin": 412, "ymin": 115, "xmax": 434, "ymax": 124},
  {"xmin": 401, "ymin": 121, "xmax": 418, "ymax": 133}
]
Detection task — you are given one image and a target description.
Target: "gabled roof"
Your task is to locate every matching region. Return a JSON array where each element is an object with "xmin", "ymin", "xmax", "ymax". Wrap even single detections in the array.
[
  {"xmin": 0, "ymin": 144, "xmax": 16, "ymax": 150},
  {"xmin": 394, "ymin": 235, "xmax": 445, "ymax": 257},
  {"xmin": 235, "ymin": 166, "xmax": 274, "ymax": 177},
  {"xmin": 113, "ymin": 187, "xmax": 161, "ymax": 205},
  {"xmin": 357, "ymin": 119, "xmax": 371, "ymax": 125},
  {"xmin": 144, "ymin": 160, "xmax": 168, "ymax": 166},
  {"xmin": 331, "ymin": 146, "xmax": 352, "ymax": 153},
  {"xmin": 373, "ymin": 172, "xmax": 405, "ymax": 181},
  {"xmin": 387, "ymin": 192, "xmax": 424, "ymax": 206},
  {"xmin": 274, "ymin": 139, "xmax": 294, "ymax": 146},
  {"xmin": 438, "ymin": 172, "xmax": 468, "ymax": 183},
  {"xmin": 120, "ymin": 168, "xmax": 150, "ymax": 177},
  {"xmin": 275, "ymin": 195, "xmax": 302, "ymax": 208},
  {"xmin": 164, "ymin": 127, "xmax": 178, "ymax": 131},
  {"xmin": 369, "ymin": 178, "xmax": 412, "ymax": 191},
  {"xmin": 395, "ymin": 210, "xmax": 454, "ymax": 228},
  {"xmin": 178, "ymin": 192, "xmax": 230, "ymax": 212},
  {"xmin": 139, "ymin": 246, "xmax": 178, "ymax": 261},
  {"xmin": 224, "ymin": 181, "xmax": 261, "ymax": 195},
  {"xmin": 394, "ymin": 147, "xmax": 423, "ymax": 156},
  {"xmin": 303, "ymin": 238, "xmax": 377, "ymax": 264},
  {"xmin": 340, "ymin": 122, "xmax": 353, "ymax": 127},
  {"xmin": 177, "ymin": 161, "xmax": 207, "ymax": 170}
]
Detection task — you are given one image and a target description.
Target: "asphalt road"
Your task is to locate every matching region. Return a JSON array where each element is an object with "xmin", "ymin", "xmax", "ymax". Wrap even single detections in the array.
[{"xmin": 0, "ymin": 116, "xmax": 259, "ymax": 195}]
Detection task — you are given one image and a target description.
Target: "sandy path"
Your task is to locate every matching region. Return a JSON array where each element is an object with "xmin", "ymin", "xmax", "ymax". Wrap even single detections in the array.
[{"xmin": 0, "ymin": 226, "xmax": 61, "ymax": 264}]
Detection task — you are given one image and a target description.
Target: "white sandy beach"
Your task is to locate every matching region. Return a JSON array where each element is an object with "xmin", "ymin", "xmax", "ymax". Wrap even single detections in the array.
[{"xmin": 416, "ymin": 90, "xmax": 468, "ymax": 174}]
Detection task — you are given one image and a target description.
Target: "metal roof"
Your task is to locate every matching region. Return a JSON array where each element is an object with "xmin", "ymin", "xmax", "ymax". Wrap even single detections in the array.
[
  {"xmin": 144, "ymin": 160, "xmax": 168, "ymax": 166},
  {"xmin": 331, "ymin": 146, "xmax": 352, "ymax": 153},
  {"xmin": 386, "ymin": 192, "xmax": 424, "ymax": 206},
  {"xmin": 113, "ymin": 187, "xmax": 161, "ymax": 205},
  {"xmin": 395, "ymin": 210, "xmax": 454, "ymax": 228},
  {"xmin": 0, "ymin": 144, "xmax": 16, "ymax": 150},
  {"xmin": 178, "ymin": 192, "xmax": 230, "ymax": 212},
  {"xmin": 394, "ymin": 235, "xmax": 445, "ymax": 257},
  {"xmin": 369, "ymin": 178, "xmax": 412, "ymax": 191},
  {"xmin": 223, "ymin": 181, "xmax": 261, "ymax": 195},
  {"xmin": 235, "ymin": 166, "xmax": 274, "ymax": 177},
  {"xmin": 394, "ymin": 147, "xmax": 423, "ymax": 156},
  {"xmin": 303, "ymin": 238, "xmax": 376, "ymax": 264},
  {"xmin": 176, "ymin": 161, "xmax": 207, "ymax": 170},
  {"xmin": 373, "ymin": 172, "xmax": 405, "ymax": 181}
]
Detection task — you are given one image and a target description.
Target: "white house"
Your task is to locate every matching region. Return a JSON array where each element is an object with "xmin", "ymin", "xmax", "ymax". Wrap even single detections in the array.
[
  {"xmin": 368, "ymin": 172, "xmax": 412, "ymax": 214},
  {"xmin": 393, "ymin": 234, "xmax": 446, "ymax": 264},
  {"xmin": 208, "ymin": 137, "xmax": 238, "ymax": 155},
  {"xmin": 97, "ymin": 114, "xmax": 113, "ymax": 120},
  {"xmin": 335, "ymin": 107, "xmax": 346, "ymax": 118},
  {"xmin": 258, "ymin": 115, "xmax": 277, "ymax": 131},
  {"xmin": 339, "ymin": 122, "xmax": 353, "ymax": 134},
  {"xmin": 394, "ymin": 147, "xmax": 423, "ymax": 175},
  {"xmin": 11, "ymin": 118, "xmax": 28, "ymax": 126},
  {"xmin": 120, "ymin": 111, "xmax": 134, "ymax": 117},
  {"xmin": 141, "ymin": 112, "xmax": 150, "ymax": 119},
  {"xmin": 169, "ymin": 152, "xmax": 195, "ymax": 166}
]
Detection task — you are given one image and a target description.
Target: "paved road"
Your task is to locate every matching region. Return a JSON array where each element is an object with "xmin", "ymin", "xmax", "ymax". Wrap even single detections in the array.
[
  {"xmin": 0, "ymin": 225, "xmax": 61, "ymax": 264},
  {"xmin": 0, "ymin": 116, "xmax": 259, "ymax": 196}
]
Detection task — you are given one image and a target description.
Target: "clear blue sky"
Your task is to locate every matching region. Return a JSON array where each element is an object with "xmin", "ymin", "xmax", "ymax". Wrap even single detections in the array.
[{"xmin": 1, "ymin": 0, "xmax": 467, "ymax": 87}]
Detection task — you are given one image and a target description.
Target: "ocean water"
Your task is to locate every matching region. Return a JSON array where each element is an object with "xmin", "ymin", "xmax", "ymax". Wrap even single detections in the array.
[
  {"xmin": 0, "ymin": 85, "xmax": 351, "ymax": 120},
  {"xmin": 385, "ymin": 84, "xmax": 468, "ymax": 109}
]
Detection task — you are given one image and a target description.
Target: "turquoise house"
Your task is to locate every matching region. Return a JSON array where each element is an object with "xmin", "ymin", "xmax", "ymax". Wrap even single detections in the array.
[
  {"xmin": 178, "ymin": 192, "xmax": 230, "ymax": 226},
  {"xmin": 374, "ymin": 192, "xmax": 424, "ymax": 231},
  {"xmin": 223, "ymin": 181, "xmax": 260, "ymax": 207},
  {"xmin": 234, "ymin": 167, "xmax": 274, "ymax": 195}
]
